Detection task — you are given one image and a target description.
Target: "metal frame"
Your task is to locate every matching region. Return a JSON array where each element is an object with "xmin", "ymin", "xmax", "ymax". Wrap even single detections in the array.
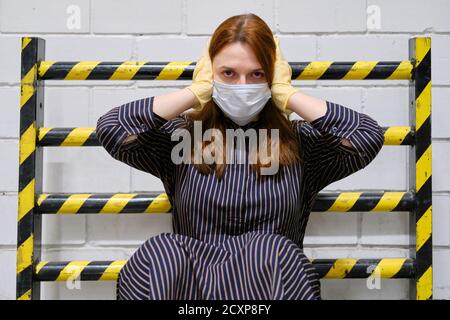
[
  {"xmin": 409, "ymin": 37, "xmax": 432, "ymax": 300},
  {"xmin": 17, "ymin": 37, "xmax": 44, "ymax": 300},
  {"xmin": 16, "ymin": 36, "xmax": 432, "ymax": 300}
]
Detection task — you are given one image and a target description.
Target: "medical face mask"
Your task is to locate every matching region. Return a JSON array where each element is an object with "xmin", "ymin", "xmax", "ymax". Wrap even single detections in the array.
[{"xmin": 212, "ymin": 80, "xmax": 272, "ymax": 126}]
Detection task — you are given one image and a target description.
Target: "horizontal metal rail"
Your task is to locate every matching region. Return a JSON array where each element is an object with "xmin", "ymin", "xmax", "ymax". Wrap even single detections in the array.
[
  {"xmin": 38, "ymin": 126, "xmax": 414, "ymax": 147},
  {"xmin": 38, "ymin": 61, "xmax": 413, "ymax": 81},
  {"xmin": 34, "ymin": 258, "xmax": 415, "ymax": 281},
  {"xmin": 36, "ymin": 191, "xmax": 415, "ymax": 214}
]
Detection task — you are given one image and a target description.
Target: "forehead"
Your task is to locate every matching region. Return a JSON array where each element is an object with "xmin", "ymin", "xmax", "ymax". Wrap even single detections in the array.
[{"xmin": 213, "ymin": 42, "xmax": 262, "ymax": 71}]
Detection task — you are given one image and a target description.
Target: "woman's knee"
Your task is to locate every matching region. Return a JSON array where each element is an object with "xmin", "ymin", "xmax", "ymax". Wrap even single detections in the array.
[{"xmin": 118, "ymin": 233, "xmax": 190, "ymax": 300}]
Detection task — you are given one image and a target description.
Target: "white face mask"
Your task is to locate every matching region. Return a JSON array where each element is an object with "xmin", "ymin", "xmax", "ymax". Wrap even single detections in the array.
[{"xmin": 212, "ymin": 80, "xmax": 271, "ymax": 126}]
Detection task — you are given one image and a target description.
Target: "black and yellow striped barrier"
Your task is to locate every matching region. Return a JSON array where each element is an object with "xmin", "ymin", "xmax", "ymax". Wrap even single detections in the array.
[
  {"xmin": 17, "ymin": 37, "xmax": 44, "ymax": 301},
  {"xmin": 17, "ymin": 36, "xmax": 432, "ymax": 300},
  {"xmin": 35, "ymin": 191, "xmax": 415, "ymax": 214},
  {"xmin": 38, "ymin": 60, "xmax": 413, "ymax": 81},
  {"xmin": 409, "ymin": 38, "xmax": 432, "ymax": 300},
  {"xmin": 37, "ymin": 126, "xmax": 415, "ymax": 147},
  {"xmin": 34, "ymin": 259, "xmax": 415, "ymax": 281}
]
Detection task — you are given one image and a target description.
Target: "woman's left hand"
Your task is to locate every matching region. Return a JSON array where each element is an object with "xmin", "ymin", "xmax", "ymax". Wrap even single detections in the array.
[{"xmin": 271, "ymin": 35, "xmax": 299, "ymax": 115}]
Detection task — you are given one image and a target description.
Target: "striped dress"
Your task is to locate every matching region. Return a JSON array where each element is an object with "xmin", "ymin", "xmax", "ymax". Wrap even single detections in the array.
[{"xmin": 96, "ymin": 96, "xmax": 385, "ymax": 300}]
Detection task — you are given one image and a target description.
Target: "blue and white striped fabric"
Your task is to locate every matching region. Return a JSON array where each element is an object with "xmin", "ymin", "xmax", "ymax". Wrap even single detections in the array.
[{"xmin": 96, "ymin": 96, "xmax": 385, "ymax": 300}]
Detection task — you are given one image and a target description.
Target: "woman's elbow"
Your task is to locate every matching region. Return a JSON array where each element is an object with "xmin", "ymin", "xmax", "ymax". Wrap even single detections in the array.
[
  {"xmin": 360, "ymin": 113, "xmax": 385, "ymax": 156},
  {"xmin": 373, "ymin": 123, "xmax": 385, "ymax": 155},
  {"xmin": 96, "ymin": 120, "xmax": 126, "ymax": 157}
]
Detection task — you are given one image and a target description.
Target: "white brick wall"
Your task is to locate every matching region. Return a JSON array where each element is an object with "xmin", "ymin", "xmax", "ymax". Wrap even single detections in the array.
[
  {"xmin": 0, "ymin": 0, "xmax": 449, "ymax": 300},
  {"xmin": 93, "ymin": 0, "xmax": 183, "ymax": 34},
  {"xmin": 278, "ymin": 0, "xmax": 367, "ymax": 33}
]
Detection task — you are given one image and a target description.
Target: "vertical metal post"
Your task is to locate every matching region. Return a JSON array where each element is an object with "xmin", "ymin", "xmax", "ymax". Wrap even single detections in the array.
[
  {"xmin": 16, "ymin": 37, "xmax": 45, "ymax": 300},
  {"xmin": 409, "ymin": 37, "xmax": 432, "ymax": 300}
]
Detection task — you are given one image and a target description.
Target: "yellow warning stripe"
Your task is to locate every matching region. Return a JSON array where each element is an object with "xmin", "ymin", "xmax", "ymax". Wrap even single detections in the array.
[
  {"xmin": 324, "ymin": 259, "xmax": 357, "ymax": 279},
  {"xmin": 38, "ymin": 60, "xmax": 56, "ymax": 78},
  {"xmin": 342, "ymin": 61, "xmax": 378, "ymax": 80},
  {"xmin": 17, "ymin": 236, "xmax": 33, "ymax": 273},
  {"xmin": 38, "ymin": 127, "xmax": 51, "ymax": 142},
  {"xmin": 155, "ymin": 61, "xmax": 192, "ymax": 80},
  {"xmin": 19, "ymin": 123, "xmax": 36, "ymax": 165},
  {"xmin": 17, "ymin": 289, "xmax": 31, "ymax": 300},
  {"xmin": 61, "ymin": 127, "xmax": 94, "ymax": 146},
  {"xmin": 145, "ymin": 193, "xmax": 172, "ymax": 213},
  {"xmin": 383, "ymin": 126, "xmax": 410, "ymax": 145},
  {"xmin": 36, "ymin": 193, "xmax": 49, "ymax": 207},
  {"xmin": 22, "ymin": 37, "xmax": 32, "ymax": 50},
  {"xmin": 57, "ymin": 194, "xmax": 92, "ymax": 214},
  {"xmin": 375, "ymin": 259, "xmax": 405, "ymax": 278},
  {"xmin": 56, "ymin": 261, "xmax": 91, "ymax": 281},
  {"xmin": 387, "ymin": 60, "xmax": 413, "ymax": 80},
  {"xmin": 20, "ymin": 65, "xmax": 36, "ymax": 108},
  {"xmin": 99, "ymin": 260, "xmax": 127, "ymax": 280},
  {"xmin": 328, "ymin": 192, "xmax": 362, "ymax": 212},
  {"xmin": 35, "ymin": 261, "xmax": 48, "ymax": 274},
  {"xmin": 100, "ymin": 193, "xmax": 137, "ymax": 214},
  {"xmin": 296, "ymin": 61, "xmax": 333, "ymax": 80},
  {"xmin": 371, "ymin": 192, "xmax": 404, "ymax": 212},
  {"xmin": 416, "ymin": 39, "xmax": 431, "ymax": 67},
  {"xmin": 65, "ymin": 61, "xmax": 101, "ymax": 80},
  {"xmin": 416, "ymin": 81, "xmax": 431, "ymax": 131},
  {"xmin": 416, "ymin": 145, "xmax": 431, "ymax": 191},
  {"xmin": 416, "ymin": 206, "xmax": 432, "ymax": 251},
  {"xmin": 417, "ymin": 266, "xmax": 432, "ymax": 300},
  {"xmin": 110, "ymin": 61, "xmax": 147, "ymax": 80},
  {"xmin": 18, "ymin": 179, "xmax": 35, "ymax": 221}
]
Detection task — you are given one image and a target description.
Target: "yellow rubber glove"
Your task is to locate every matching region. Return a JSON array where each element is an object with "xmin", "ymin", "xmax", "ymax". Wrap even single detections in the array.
[
  {"xmin": 271, "ymin": 35, "xmax": 299, "ymax": 115},
  {"xmin": 187, "ymin": 38, "xmax": 213, "ymax": 110}
]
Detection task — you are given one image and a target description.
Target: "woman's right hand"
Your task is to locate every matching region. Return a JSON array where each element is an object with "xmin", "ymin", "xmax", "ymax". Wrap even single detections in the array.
[{"xmin": 186, "ymin": 38, "xmax": 214, "ymax": 110}]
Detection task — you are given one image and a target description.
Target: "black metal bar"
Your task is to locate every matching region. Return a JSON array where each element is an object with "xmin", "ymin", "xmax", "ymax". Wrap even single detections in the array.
[
  {"xmin": 34, "ymin": 259, "xmax": 415, "ymax": 281},
  {"xmin": 35, "ymin": 191, "xmax": 415, "ymax": 214},
  {"xmin": 38, "ymin": 61, "xmax": 412, "ymax": 80},
  {"xmin": 37, "ymin": 126, "xmax": 414, "ymax": 147}
]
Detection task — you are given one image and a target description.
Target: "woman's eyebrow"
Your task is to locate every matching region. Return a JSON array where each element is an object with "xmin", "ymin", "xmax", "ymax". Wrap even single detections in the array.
[{"xmin": 219, "ymin": 66, "xmax": 264, "ymax": 72}]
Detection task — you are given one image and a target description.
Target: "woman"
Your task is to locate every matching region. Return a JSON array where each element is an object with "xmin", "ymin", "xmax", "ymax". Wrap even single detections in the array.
[{"xmin": 96, "ymin": 13, "xmax": 385, "ymax": 300}]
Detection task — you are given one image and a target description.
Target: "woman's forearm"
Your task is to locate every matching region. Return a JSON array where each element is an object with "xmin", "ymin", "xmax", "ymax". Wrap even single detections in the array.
[
  {"xmin": 287, "ymin": 91, "xmax": 353, "ymax": 147},
  {"xmin": 153, "ymin": 87, "xmax": 198, "ymax": 120},
  {"xmin": 286, "ymin": 91, "xmax": 327, "ymax": 123}
]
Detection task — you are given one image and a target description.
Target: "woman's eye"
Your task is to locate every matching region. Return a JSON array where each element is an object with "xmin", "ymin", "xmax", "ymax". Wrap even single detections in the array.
[
  {"xmin": 253, "ymin": 72, "xmax": 265, "ymax": 78},
  {"xmin": 223, "ymin": 70, "xmax": 234, "ymax": 77}
]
